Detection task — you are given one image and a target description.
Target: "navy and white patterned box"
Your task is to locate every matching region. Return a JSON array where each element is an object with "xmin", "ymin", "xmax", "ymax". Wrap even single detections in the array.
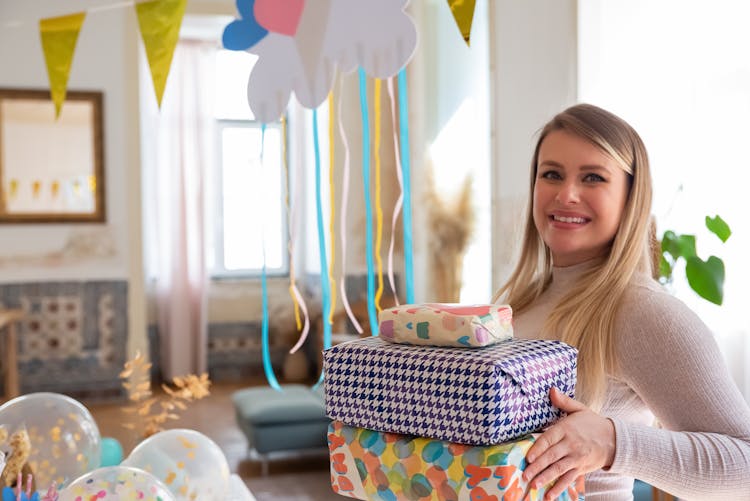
[{"xmin": 324, "ymin": 336, "xmax": 577, "ymax": 445}]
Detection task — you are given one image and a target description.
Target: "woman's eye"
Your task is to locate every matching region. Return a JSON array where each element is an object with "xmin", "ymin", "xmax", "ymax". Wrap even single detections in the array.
[
  {"xmin": 540, "ymin": 170, "xmax": 562, "ymax": 180},
  {"xmin": 583, "ymin": 173, "xmax": 606, "ymax": 182}
]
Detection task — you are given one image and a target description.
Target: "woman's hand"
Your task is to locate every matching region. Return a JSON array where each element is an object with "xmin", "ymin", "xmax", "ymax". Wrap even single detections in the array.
[{"xmin": 523, "ymin": 387, "xmax": 616, "ymax": 500}]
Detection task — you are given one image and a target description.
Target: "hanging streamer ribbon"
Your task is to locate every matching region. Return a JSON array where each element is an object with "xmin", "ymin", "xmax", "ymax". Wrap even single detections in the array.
[
  {"xmin": 327, "ymin": 92, "xmax": 337, "ymax": 325},
  {"xmin": 259, "ymin": 124, "xmax": 282, "ymax": 391},
  {"xmin": 285, "ymin": 115, "xmax": 312, "ymax": 354},
  {"xmin": 359, "ymin": 68, "xmax": 378, "ymax": 336},
  {"xmin": 373, "ymin": 79, "xmax": 386, "ymax": 312},
  {"xmin": 398, "ymin": 68, "xmax": 415, "ymax": 303},
  {"xmin": 337, "ymin": 78, "xmax": 364, "ymax": 334},
  {"xmin": 314, "ymin": 108, "xmax": 333, "ymax": 386},
  {"xmin": 282, "ymin": 117, "xmax": 302, "ymax": 331},
  {"xmin": 386, "ymin": 76, "xmax": 403, "ymax": 306}
]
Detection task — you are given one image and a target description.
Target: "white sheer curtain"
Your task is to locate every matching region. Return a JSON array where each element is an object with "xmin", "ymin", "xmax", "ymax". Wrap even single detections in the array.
[{"xmin": 141, "ymin": 39, "xmax": 216, "ymax": 378}]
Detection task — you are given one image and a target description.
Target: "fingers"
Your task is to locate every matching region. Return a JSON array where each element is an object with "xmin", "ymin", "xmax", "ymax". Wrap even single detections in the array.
[
  {"xmin": 550, "ymin": 387, "xmax": 586, "ymax": 413},
  {"xmin": 542, "ymin": 469, "xmax": 581, "ymax": 501},
  {"xmin": 523, "ymin": 438, "xmax": 567, "ymax": 482},
  {"xmin": 526, "ymin": 425, "xmax": 564, "ymax": 465}
]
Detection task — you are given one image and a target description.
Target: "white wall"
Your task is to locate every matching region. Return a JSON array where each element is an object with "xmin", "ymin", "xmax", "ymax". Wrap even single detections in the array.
[
  {"xmin": 489, "ymin": 0, "xmax": 578, "ymax": 290},
  {"xmin": 0, "ymin": 1, "xmax": 146, "ymax": 356}
]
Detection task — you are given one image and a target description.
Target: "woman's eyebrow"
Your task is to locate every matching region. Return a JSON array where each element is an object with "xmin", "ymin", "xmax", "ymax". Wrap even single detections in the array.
[
  {"xmin": 580, "ymin": 164, "xmax": 612, "ymax": 173},
  {"xmin": 538, "ymin": 160, "xmax": 564, "ymax": 168}
]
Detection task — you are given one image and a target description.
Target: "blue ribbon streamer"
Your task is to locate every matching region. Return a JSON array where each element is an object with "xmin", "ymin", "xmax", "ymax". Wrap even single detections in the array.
[
  {"xmin": 359, "ymin": 68, "xmax": 378, "ymax": 336},
  {"xmin": 260, "ymin": 123, "xmax": 282, "ymax": 391},
  {"xmin": 314, "ymin": 108, "xmax": 332, "ymax": 387},
  {"xmin": 398, "ymin": 69, "xmax": 415, "ymax": 304}
]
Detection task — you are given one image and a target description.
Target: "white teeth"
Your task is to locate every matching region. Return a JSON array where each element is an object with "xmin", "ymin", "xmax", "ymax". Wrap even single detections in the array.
[{"xmin": 553, "ymin": 215, "xmax": 586, "ymax": 224}]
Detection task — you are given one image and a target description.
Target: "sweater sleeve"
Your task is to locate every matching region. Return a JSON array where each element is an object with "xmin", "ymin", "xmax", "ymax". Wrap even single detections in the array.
[{"xmin": 608, "ymin": 282, "xmax": 750, "ymax": 499}]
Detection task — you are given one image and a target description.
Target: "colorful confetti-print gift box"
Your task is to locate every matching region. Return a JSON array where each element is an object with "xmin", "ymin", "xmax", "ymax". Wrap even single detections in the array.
[
  {"xmin": 377, "ymin": 303, "xmax": 513, "ymax": 348},
  {"xmin": 328, "ymin": 421, "xmax": 584, "ymax": 501}
]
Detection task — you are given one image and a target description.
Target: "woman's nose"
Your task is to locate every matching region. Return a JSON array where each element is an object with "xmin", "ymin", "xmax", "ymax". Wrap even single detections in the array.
[{"xmin": 554, "ymin": 181, "xmax": 580, "ymax": 204}]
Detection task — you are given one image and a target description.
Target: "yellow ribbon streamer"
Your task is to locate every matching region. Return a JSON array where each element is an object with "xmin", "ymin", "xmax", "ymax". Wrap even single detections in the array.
[
  {"xmin": 135, "ymin": 0, "xmax": 187, "ymax": 107},
  {"xmin": 374, "ymin": 79, "xmax": 385, "ymax": 312},
  {"xmin": 327, "ymin": 91, "xmax": 338, "ymax": 324},
  {"xmin": 447, "ymin": 0, "xmax": 477, "ymax": 46},
  {"xmin": 39, "ymin": 12, "xmax": 86, "ymax": 118}
]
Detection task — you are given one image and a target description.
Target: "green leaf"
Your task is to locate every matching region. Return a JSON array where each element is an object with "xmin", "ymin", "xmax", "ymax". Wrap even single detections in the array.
[
  {"xmin": 661, "ymin": 231, "xmax": 696, "ymax": 260},
  {"xmin": 705, "ymin": 215, "xmax": 731, "ymax": 243},
  {"xmin": 685, "ymin": 255, "xmax": 725, "ymax": 305},
  {"xmin": 659, "ymin": 254, "xmax": 673, "ymax": 279}
]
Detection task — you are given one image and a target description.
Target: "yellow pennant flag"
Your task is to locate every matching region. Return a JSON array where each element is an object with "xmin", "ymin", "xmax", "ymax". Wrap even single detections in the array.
[
  {"xmin": 447, "ymin": 0, "xmax": 476, "ymax": 46},
  {"xmin": 135, "ymin": 0, "xmax": 187, "ymax": 107},
  {"xmin": 39, "ymin": 12, "xmax": 86, "ymax": 118}
]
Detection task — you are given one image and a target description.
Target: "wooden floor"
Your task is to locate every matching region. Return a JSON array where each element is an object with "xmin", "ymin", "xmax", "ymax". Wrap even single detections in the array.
[{"xmin": 86, "ymin": 380, "xmax": 337, "ymax": 500}]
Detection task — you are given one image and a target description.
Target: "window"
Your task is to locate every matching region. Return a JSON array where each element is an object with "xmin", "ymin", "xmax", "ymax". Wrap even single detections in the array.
[{"xmin": 209, "ymin": 49, "xmax": 288, "ymax": 278}]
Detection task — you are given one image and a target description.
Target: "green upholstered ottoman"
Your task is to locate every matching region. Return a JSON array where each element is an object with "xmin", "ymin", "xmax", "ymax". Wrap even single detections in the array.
[{"xmin": 232, "ymin": 384, "xmax": 329, "ymax": 475}]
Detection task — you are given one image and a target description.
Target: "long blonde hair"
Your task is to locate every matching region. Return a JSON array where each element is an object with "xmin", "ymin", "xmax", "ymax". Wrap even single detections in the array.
[{"xmin": 493, "ymin": 104, "xmax": 654, "ymax": 409}]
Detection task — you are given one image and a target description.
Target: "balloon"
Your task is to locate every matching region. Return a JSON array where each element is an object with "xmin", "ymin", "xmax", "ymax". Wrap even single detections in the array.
[
  {"xmin": 100, "ymin": 437, "xmax": 123, "ymax": 466},
  {"xmin": 58, "ymin": 465, "xmax": 175, "ymax": 501},
  {"xmin": 0, "ymin": 392, "xmax": 100, "ymax": 489},
  {"xmin": 122, "ymin": 429, "xmax": 230, "ymax": 501}
]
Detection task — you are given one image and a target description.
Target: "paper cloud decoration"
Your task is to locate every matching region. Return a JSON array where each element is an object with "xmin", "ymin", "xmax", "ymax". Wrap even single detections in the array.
[{"xmin": 224, "ymin": 0, "xmax": 417, "ymax": 123}]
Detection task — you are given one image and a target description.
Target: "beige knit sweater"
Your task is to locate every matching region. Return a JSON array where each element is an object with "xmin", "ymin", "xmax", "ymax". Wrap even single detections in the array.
[{"xmin": 512, "ymin": 261, "xmax": 750, "ymax": 500}]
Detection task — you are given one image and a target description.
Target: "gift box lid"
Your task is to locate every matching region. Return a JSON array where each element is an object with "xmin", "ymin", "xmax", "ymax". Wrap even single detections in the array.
[{"xmin": 324, "ymin": 336, "xmax": 577, "ymax": 445}]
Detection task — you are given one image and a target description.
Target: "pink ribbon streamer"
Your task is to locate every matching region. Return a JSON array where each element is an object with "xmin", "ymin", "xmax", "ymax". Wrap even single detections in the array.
[
  {"xmin": 386, "ymin": 76, "xmax": 403, "ymax": 306},
  {"xmin": 338, "ymin": 77, "xmax": 364, "ymax": 334},
  {"xmin": 287, "ymin": 117, "xmax": 311, "ymax": 353}
]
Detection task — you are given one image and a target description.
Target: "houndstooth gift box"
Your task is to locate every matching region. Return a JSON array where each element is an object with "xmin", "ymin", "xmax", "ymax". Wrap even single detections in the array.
[{"xmin": 324, "ymin": 337, "xmax": 577, "ymax": 445}]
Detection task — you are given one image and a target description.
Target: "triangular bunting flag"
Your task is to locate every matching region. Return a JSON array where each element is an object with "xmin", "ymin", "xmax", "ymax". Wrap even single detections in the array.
[
  {"xmin": 39, "ymin": 12, "xmax": 86, "ymax": 118},
  {"xmin": 447, "ymin": 0, "xmax": 476, "ymax": 46},
  {"xmin": 135, "ymin": 0, "xmax": 187, "ymax": 107}
]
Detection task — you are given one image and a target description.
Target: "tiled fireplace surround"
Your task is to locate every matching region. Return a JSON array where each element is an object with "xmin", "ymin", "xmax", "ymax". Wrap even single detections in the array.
[{"xmin": 0, "ymin": 280, "xmax": 336, "ymax": 398}]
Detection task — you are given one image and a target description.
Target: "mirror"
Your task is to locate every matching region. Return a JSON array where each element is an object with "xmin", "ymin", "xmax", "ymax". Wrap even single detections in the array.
[{"xmin": 0, "ymin": 88, "xmax": 105, "ymax": 223}]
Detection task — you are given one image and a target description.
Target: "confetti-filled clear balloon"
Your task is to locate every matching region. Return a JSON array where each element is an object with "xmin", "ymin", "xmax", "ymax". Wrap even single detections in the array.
[
  {"xmin": 122, "ymin": 429, "xmax": 230, "ymax": 500},
  {"xmin": 0, "ymin": 393, "xmax": 101, "ymax": 488},
  {"xmin": 58, "ymin": 466, "xmax": 176, "ymax": 501}
]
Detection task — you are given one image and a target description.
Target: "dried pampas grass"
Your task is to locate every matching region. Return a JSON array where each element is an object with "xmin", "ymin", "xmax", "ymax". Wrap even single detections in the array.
[
  {"xmin": 120, "ymin": 352, "xmax": 211, "ymax": 438},
  {"xmin": 424, "ymin": 158, "xmax": 475, "ymax": 302}
]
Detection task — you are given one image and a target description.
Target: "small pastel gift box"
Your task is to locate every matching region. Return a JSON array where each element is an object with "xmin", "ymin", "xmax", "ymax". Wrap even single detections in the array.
[
  {"xmin": 328, "ymin": 421, "xmax": 584, "ymax": 501},
  {"xmin": 324, "ymin": 337, "xmax": 577, "ymax": 445},
  {"xmin": 378, "ymin": 303, "xmax": 513, "ymax": 347}
]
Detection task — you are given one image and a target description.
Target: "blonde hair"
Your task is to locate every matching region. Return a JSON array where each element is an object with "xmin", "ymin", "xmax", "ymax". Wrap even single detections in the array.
[{"xmin": 493, "ymin": 104, "xmax": 654, "ymax": 409}]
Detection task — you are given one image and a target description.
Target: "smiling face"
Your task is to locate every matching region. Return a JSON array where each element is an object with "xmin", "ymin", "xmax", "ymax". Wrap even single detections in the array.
[{"xmin": 532, "ymin": 130, "xmax": 630, "ymax": 267}]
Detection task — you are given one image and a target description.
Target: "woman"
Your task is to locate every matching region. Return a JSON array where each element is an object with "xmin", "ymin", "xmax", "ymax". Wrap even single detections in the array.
[{"xmin": 494, "ymin": 104, "xmax": 750, "ymax": 500}]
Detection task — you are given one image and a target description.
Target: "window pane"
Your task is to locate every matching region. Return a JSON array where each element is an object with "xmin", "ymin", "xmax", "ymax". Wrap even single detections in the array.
[
  {"xmin": 221, "ymin": 126, "xmax": 285, "ymax": 271},
  {"xmin": 214, "ymin": 50, "xmax": 257, "ymax": 121}
]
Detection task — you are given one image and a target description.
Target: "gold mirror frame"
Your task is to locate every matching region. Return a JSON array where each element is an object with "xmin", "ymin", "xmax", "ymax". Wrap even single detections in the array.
[{"xmin": 0, "ymin": 88, "xmax": 105, "ymax": 223}]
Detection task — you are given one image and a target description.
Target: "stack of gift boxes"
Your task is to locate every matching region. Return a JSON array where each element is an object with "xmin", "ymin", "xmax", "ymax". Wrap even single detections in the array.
[{"xmin": 323, "ymin": 303, "xmax": 584, "ymax": 501}]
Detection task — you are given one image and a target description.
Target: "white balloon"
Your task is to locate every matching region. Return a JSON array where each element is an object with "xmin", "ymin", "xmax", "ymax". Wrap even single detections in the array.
[
  {"xmin": 0, "ymin": 392, "xmax": 101, "ymax": 488},
  {"xmin": 122, "ymin": 429, "xmax": 230, "ymax": 500},
  {"xmin": 59, "ymin": 465, "xmax": 176, "ymax": 501}
]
